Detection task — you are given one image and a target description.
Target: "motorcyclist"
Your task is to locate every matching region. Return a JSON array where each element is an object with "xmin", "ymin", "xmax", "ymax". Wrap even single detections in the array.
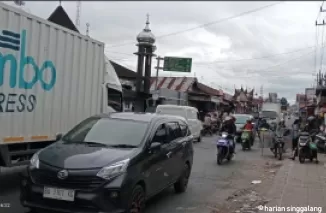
[
  {"xmin": 258, "ymin": 118, "xmax": 270, "ymax": 130},
  {"xmin": 273, "ymin": 119, "xmax": 287, "ymax": 153},
  {"xmin": 203, "ymin": 113, "xmax": 212, "ymax": 135},
  {"xmin": 303, "ymin": 116, "xmax": 319, "ymax": 137},
  {"xmin": 220, "ymin": 116, "xmax": 236, "ymax": 153},
  {"xmin": 290, "ymin": 117, "xmax": 301, "ymax": 158},
  {"xmin": 256, "ymin": 113, "xmax": 264, "ymax": 137},
  {"xmin": 243, "ymin": 118, "xmax": 254, "ymax": 145},
  {"xmin": 243, "ymin": 118, "xmax": 254, "ymax": 130},
  {"xmin": 276, "ymin": 119, "xmax": 286, "ymax": 131},
  {"xmin": 292, "ymin": 116, "xmax": 319, "ymax": 161}
]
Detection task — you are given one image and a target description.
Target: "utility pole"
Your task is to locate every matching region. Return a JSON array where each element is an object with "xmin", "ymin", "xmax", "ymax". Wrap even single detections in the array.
[
  {"xmin": 260, "ymin": 85, "xmax": 263, "ymax": 110},
  {"xmin": 153, "ymin": 56, "xmax": 164, "ymax": 106},
  {"xmin": 75, "ymin": 1, "xmax": 81, "ymax": 28},
  {"xmin": 316, "ymin": 20, "xmax": 326, "ymax": 26},
  {"xmin": 321, "ymin": 5, "xmax": 326, "ymax": 13},
  {"xmin": 86, "ymin": 23, "xmax": 90, "ymax": 37},
  {"xmin": 317, "ymin": 4, "xmax": 326, "ymax": 25}
]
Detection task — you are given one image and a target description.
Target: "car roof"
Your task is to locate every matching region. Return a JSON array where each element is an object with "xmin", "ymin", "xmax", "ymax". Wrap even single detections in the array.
[
  {"xmin": 233, "ymin": 114, "xmax": 252, "ymax": 117},
  {"xmin": 95, "ymin": 112, "xmax": 187, "ymax": 123},
  {"xmin": 156, "ymin": 104, "xmax": 198, "ymax": 111}
]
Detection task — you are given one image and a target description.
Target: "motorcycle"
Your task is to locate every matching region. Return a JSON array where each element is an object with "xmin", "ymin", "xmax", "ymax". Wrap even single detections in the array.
[
  {"xmin": 271, "ymin": 129, "xmax": 290, "ymax": 160},
  {"xmin": 315, "ymin": 132, "xmax": 326, "ymax": 153},
  {"xmin": 241, "ymin": 129, "xmax": 252, "ymax": 150},
  {"xmin": 216, "ymin": 132, "xmax": 234, "ymax": 165},
  {"xmin": 295, "ymin": 132, "xmax": 319, "ymax": 164},
  {"xmin": 234, "ymin": 131, "xmax": 242, "ymax": 143}
]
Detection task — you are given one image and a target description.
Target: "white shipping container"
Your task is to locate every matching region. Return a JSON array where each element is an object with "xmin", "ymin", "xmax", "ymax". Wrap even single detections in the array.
[{"xmin": 0, "ymin": 3, "xmax": 106, "ymax": 144}]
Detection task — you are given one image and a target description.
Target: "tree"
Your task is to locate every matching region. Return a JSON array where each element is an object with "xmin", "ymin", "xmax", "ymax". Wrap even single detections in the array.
[{"xmin": 280, "ymin": 97, "xmax": 288, "ymax": 106}]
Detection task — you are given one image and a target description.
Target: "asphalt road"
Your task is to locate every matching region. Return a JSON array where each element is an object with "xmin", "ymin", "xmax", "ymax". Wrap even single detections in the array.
[{"xmin": 0, "ymin": 133, "xmax": 289, "ymax": 213}]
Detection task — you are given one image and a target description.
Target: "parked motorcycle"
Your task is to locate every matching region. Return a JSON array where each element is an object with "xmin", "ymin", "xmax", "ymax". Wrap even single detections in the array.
[
  {"xmin": 294, "ymin": 132, "xmax": 319, "ymax": 164},
  {"xmin": 241, "ymin": 129, "xmax": 252, "ymax": 151},
  {"xmin": 216, "ymin": 132, "xmax": 234, "ymax": 165}
]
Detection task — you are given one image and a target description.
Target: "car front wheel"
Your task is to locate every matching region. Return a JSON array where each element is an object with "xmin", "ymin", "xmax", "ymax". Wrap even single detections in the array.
[
  {"xmin": 174, "ymin": 163, "xmax": 191, "ymax": 193},
  {"xmin": 127, "ymin": 185, "xmax": 146, "ymax": 213}
]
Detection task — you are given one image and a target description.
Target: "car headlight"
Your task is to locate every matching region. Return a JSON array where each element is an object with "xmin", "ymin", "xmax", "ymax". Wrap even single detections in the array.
[
  {"xmin": 97, "ymin": 159, "xmax": 130, "ymax": 180},
  {"xmin": 30, "ymin": 152, "xmax": 40, "ymax": 169}
]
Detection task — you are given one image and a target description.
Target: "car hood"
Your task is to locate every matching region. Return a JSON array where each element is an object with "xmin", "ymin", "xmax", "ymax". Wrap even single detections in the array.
[{"xmin": 38, "ymin": 141, "xmax": 137, "ymax": 169}]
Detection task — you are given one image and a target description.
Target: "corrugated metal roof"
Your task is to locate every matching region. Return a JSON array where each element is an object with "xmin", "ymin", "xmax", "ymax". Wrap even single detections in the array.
[{"xmin": 150, "ymin": 77, "xmax": 196, "ymax": 92}]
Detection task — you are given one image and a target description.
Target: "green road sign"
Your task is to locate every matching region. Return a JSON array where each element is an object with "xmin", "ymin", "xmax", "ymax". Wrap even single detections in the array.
[{"xmin": 163, "ymin": 57, "xmax": 192, "ymax": 72}]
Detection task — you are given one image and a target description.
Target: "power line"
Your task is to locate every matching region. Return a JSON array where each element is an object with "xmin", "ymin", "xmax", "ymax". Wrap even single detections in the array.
[
  {"xmin": 195, "ymin": 46, "xmax": 315, "ymax": 64},
  {"xmin": 247, "ymin": 50, "xmax": 315, "ymax": 74},
  {"xmin": 106, "ymin": 45, "xmax": 315, "ymax": 65},
  {"xmin": 105, "ymin": 2, "xmax": 283, "ymax": 48}
]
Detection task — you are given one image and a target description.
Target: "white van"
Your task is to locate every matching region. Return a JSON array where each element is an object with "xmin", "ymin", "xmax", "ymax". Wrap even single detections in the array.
[{"xmin": 156, "ymin": 105, "xmax": 203, "ymax": 142}]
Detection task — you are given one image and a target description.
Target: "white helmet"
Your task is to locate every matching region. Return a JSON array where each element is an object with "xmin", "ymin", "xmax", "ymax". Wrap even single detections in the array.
[{"xmin": 224, "ymin": 116, "xmax": 232, "ymax": 121}]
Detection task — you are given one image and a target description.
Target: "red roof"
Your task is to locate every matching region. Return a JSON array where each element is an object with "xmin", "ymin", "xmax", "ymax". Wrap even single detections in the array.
[{"xmin": 150, "ymin": 77, "xmax": 196, "ymax": 92}]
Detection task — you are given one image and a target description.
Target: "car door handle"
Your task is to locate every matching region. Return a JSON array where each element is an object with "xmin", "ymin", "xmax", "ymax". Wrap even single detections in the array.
[{"xmin": 166, "ymin": 152, "xmax": 172, "ymax": 158}]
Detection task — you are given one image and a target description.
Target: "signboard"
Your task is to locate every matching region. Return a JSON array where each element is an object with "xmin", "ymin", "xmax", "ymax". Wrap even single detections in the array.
[{"xmin": 163, "ymin": 57, "xmax": 192, "ymax": 73}]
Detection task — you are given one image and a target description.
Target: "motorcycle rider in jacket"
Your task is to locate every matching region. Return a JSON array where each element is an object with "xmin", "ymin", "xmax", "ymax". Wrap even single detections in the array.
[
  {"xmin": 220, "ymin": 116, "xmax": 237, "ymax": 153},
  {"xmin": 243, "ymin": 118, "xmax": 254, "ymax": 145}
]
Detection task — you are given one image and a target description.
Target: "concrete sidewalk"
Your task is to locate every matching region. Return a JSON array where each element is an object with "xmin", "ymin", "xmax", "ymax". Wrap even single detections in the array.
[{"xmin": 260, "ymin": 158, "xmax": 326, "ymax": 213}]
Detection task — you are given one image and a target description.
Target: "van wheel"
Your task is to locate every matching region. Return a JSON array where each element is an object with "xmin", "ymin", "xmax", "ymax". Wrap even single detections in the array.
[
  {"xmin": 28, "ymin": 208, "xmax": 40, "ymax": 213},
  {"xmin": 127, "ymin": 185, "xmax": 146, "ymax": 213},
  {"xmin": 174, "ymin": 163, "xmax": 191, "ymax": 193}
]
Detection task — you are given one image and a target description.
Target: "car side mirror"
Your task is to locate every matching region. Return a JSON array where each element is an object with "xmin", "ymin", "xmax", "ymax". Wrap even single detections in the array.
[
  {"xmin": 149, "ymin": 142, "xmax": 161, "ymax": 152},
  {"xmin": 56, "ymin": 133, "xmax": 63, "ymax": 141}
]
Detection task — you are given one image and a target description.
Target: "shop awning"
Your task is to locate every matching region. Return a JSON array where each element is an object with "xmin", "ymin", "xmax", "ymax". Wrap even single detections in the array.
[
  {"xmin": 211, "ymin": 96, "xmax": 222, "ymax": 103},
  {"xmin": 150, "ymin": 77, "xmax": 196, "ymax": 92}
]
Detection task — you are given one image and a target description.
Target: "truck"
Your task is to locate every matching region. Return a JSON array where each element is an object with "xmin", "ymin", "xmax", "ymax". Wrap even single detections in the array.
[
  {"xmin": 0, "ymin": 2, "xmax": 123, "ymax": 168},
  {"xmin": 261, "ymin": 102, "xmax": 282, "ymax": 126}
]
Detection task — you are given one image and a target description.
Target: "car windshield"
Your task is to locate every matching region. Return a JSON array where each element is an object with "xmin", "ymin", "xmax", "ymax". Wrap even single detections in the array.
[
  {"xmin": 62, "ymin": 117, "xmax": 148, "ymax": 147},
  {"xmin": 261, "ymin": 111, "xmax": 278, "ymax": 119},
  {"xmin": 234, "ymin": 116, "xmax": 249, "ymax": 124}
]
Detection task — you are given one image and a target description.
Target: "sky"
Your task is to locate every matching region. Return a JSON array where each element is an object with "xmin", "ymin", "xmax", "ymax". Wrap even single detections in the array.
[{"xmin": 5, "ymin": 1, "xmax": 325, "ymax": 104}]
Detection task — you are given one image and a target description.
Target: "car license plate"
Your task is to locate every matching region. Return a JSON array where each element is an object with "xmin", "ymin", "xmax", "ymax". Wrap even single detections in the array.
[{"xmin": 43, "ymin": 187, "xmax": 75, "ymax": 201}]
